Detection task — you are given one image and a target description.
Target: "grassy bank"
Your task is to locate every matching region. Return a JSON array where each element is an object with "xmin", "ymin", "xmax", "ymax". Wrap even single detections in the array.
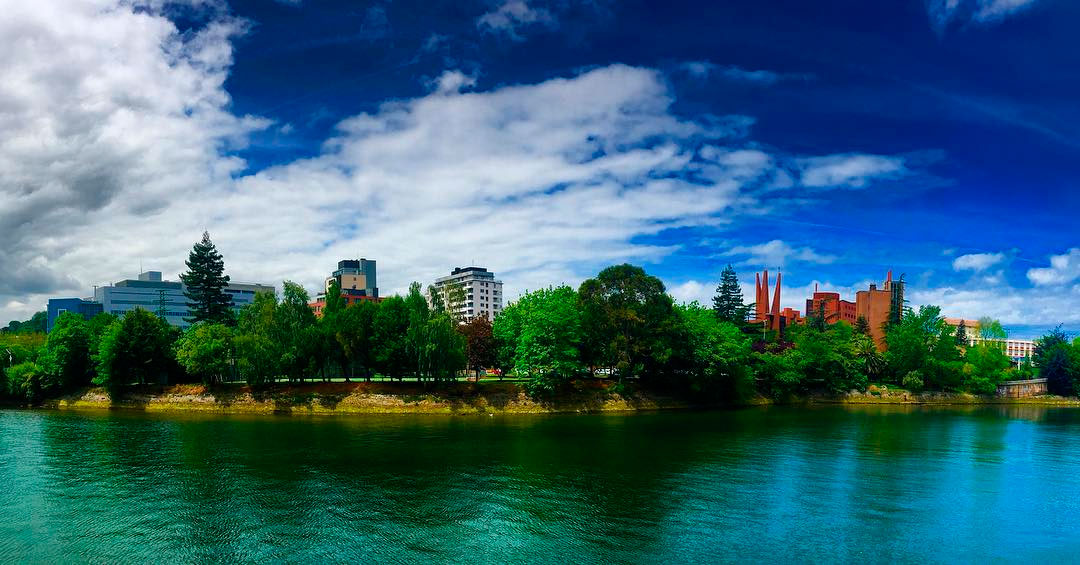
[{"xmin": 40, "ymin": 381, "xmax": 692, "ymax": 416}]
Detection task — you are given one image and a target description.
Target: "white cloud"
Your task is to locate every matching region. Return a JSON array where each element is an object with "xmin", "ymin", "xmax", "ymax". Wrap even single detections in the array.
[
  {"xmin": 952, "ymin": 252, "xmax": 1005, "ymax": 272},
  {"xmin": 927, "ymin": 0, "xmax": 1041, "ymax": 34},
  {"xmin": 721, "ymin": 240, "xmax": 837, "ymax": 268},
  {"xmin": 0, "ymin": 4, "xmax": 932, "ymax": 323},
  {"xmin": 0, "ymin": 0, "xmax": 265, "ymax": 311},
  {"xmin": 680, "ymin": 62, "xmax": 811, "ymax": 85},
  {"xmin": 477, "ymin": 0, "xmax": 556, "ymax": 40},
  {"xmin": 798, "ymin": 154, "xmax": 907, "ymax": 188},
  {"xmin": 429, "ymin": 70, "xmax": 477, "ymax": 94},
  {"xmin": 1027, "ymin": 248, "xmax": 1080, "ymax": 286}
]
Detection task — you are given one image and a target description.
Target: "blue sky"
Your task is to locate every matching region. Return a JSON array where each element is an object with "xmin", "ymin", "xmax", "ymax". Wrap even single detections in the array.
[{"xmin": 1, "ymin": 0, "xmax": 1077, "ymax": 337}]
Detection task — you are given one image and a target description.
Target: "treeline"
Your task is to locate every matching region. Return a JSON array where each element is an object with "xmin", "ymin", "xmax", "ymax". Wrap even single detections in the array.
[{"xmin": 3, "ymin": 238, "xmax": 1079, "ymax": 404}]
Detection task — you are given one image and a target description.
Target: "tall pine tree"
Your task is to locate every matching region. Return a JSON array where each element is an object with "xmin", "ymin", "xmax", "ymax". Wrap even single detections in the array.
[
  {"xmin": 180, "ymin": 232, "xmax": 233, "ymax": 325},
  {"xmin": 712, "ymin": 264, "xmax": 751, "ymax": 323}
]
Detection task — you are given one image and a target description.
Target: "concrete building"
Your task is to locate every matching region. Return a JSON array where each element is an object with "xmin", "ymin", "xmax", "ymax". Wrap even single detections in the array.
[
  {"xmin": 943, "ymin": 317, "xmax": 1036, "ymax": 366},
  {"xmin": 310, "ymin": 259, "xmax": 382, "ymax": 316},
  {"xmin": 805, "ymin": 285, "xmax": 857, "ymax": 325},
  {"xmin": 46, "ymin": 298, "xmax": 104, "ymax": 332},
  {"xmin": 752, "ymin": 269, "xmax": 801, "ymax": 335},
  {"xmin": 432, "ymin": 266, "xmax": 503, "ymax": 321},
  {"xmin": 325, "ymin": 259, "xmax": 378, "ymax": 299},
  {"xmin": 92, "ymin": 271, "xmax": 274, "ymax": 329},
  {"xmin": 853, "ymin": 271, "xmax": 900, "ymax": 349}
]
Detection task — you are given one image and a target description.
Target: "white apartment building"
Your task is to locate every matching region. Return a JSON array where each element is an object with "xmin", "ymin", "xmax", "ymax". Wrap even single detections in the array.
[
  {"xmin": 432, "ymin": 266, "xmax": 503, "ymax": 321},
  {"xmin": 944, "ymin": 318, "xmax": 1036, "ymax": 366}
]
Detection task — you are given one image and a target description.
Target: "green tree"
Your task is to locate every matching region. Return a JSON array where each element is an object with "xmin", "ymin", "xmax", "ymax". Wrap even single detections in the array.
[
  {"xmin": 854, "ymin": 315, "xmax": 872, "ymax": 337},
  {"xmin": 41, "ymin": 312, "xmax": 93, "ymax": 393},
  {"xmin": 236, "ymin": 291, "xmax": 280, "ymax": 385},
  {"xmin": 404, "ymin": 282, "xmax": 431, "ymax": 380},
  {"xmin": 712, "ymin": 264, "xmax": 751, "ymax": 323},
  {"xmin": 180, "ymin": 231, "xmax": 233, "ymax": 325},
  {"xmin": 374, "ymin": 296, "xmax": 411, "ymax": 380},
  {"xmin": 459, "ymin": 314, "xmax": 496, "ymax": 379},
  {"xmin": 95, "ymin": 309, "xmax": 176, "ymax": 394},
  {"xmin": 275, "ymin": 281, "xmax": 317, "ymax": 383},
  {"xmin": 496, "ymin": 286, "xmax": 584, "ymax": 396},
  {"xmin": 962, "ymin": 343, "xmax": 1012, "ymax": 394},
  {"xmin": 175, "ymin": 323, "xmax": 235, "ymax": 385},
  {"xmin": 578, "ymin": 264, "xmax": 677, "ymax": 381},
  {"xmin": 6, "ymin": 361, "xmax": 45, "ymax": 403},
  {"xmin": 320, "ymin": 280, "xmax": 348, "ymax": 380},
  {"xmin": 424, "ymin": 313, "xmax": 467, "ymax": 382},
  {"xmin": 671, "ymin": 302, "xmax": 754, "ymax": 401},
  {"xmin": 427, "ymin": 284, "xmax": 446, "ymax": 315},
  {"xmin": 955, "ymin": 319, "xmax": 969, "ymax": 346},
  {"xmin": 1033, "ymin": 328, "xmax": 1077, "ymax": 396},
  {"xmin": 976, "ymin": 317, "xmax": 1008, "ymax": 342},
  {"xmin": 885, "ymin": 305, "xmax": 945, "ymax": 385},
  {"xmin": 337, "ymin": 300, "xmax": 378, "ymax": 381},
  {"xmin": 3, "ymin": 312, "xmax": 47, "ymax": 334}
]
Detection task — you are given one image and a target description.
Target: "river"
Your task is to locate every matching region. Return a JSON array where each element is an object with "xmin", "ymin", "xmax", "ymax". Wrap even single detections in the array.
[{"xmin": 1, "ymin": 405, "xmax": 1079, "ymax": 562}]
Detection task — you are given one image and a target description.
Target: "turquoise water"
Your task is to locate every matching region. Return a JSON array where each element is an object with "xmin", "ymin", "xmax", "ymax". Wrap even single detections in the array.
[{"xmin": 2, "ymin": 406, "xmax": 1080, "ymax": 562}]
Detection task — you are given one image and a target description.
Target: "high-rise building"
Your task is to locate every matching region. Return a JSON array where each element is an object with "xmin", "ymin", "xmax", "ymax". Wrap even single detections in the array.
[
  {"xmin": 432, "ymin": 266, "xmax": 503, "ymax": 321},
  {"xmin": 90, "ymin": 270, "xmax": 274, "ymax": 329},
  {"xmin": 326, "ymin": 259, "xmax": 378, "ymax": 298},
  {"xmin": 855, "ymin": 271, "xmax": 900, "ymax": 349},
  {"xmin": 309, "ymin": 259, "xmax": 381, "ymax": 316}
]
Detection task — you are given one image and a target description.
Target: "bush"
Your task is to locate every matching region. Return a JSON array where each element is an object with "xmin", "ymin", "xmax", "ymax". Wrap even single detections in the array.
[
  {"xmin": 6, "ymin": 362, "xmax": 45, "ymax": 404},
  {"xmin": 902, "ymin": 370, "xmax": 924, "ymax": 392}
]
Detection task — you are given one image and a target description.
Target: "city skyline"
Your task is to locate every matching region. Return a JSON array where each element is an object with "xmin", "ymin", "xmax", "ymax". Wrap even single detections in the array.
[{"xmin": 1, "ymin": 0, "xmax": 1077, "ymax": 337}]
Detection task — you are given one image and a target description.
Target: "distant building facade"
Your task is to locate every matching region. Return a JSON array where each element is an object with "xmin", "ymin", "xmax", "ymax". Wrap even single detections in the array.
[
  {"xmin": 805, "ymin": 285, "xmax": 857, "ymax": 325},
  {"xmin": 855, "ymin": 272, "xmax": 899, "ymax": 349},
  {"xmin": 46, "ymin": 298, "xmax": 104, "ymax": 332},
  {"xmin": 432, "ymin": 266, "xmax": 503, "ymax": 321},
  {"xmin": 943, "ymin": 317, "xmax": 1036, "ymax": 366},
  {"xmin": 310, "ymin": 259, "xmax": 382, "ymax": 316},
  {"xmin": 92, "ymin": 271, "xmax": 274, "ymax": 329}
]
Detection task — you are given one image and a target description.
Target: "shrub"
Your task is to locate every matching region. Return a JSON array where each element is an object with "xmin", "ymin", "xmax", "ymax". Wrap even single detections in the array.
[{"xmin": 902, "ymin": 370, "xmax": 924, "ymax": 392}]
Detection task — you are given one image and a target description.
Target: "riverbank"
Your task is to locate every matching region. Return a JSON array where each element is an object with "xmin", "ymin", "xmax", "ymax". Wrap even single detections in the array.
[
  {"xmin": 25, "ymin": 381, "xmax": 1080, "ymax": 416},
  {"xmin": 40, "ymin": 381, "xmax": 693, "ymax": 416}
]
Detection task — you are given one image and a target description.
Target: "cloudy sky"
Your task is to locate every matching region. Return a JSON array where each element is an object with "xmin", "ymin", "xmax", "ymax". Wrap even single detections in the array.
[{"xmin": 2, "ymin": 0, "xmax": 1077, "ymax": 337}]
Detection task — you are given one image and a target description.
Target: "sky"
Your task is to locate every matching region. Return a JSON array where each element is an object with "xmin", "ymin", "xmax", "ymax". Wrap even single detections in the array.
[{"xmin": 1, "ymin": 0, "xmax": 1078, "ymax": 338}]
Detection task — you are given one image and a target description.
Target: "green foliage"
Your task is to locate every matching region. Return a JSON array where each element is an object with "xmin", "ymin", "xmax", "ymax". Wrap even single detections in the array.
[
  {"xmin": 977, "ymin": 317, "xmax": 1008, "ymax": 341},
  {"xmin": 578, "ymin": 264, "xmax": 676, "ymax": 380},
  {"xmin": 854, "ymin": 315, "xmax": 872, "ymax": 337},
  {"xmin": 902, "ymin": 370, "xmax": 924, "ymax": 392},
  {"xmin": 175, "ymin": 323, "xmax": 235, "ymax": 385},
  {"xmin": 323, "ymin": 279, "xmax": 345, "ymax": 317},
  {"xmin": 671, "ymin": 302, "xmax": 753, "ymax": 400},
  {"xmin": 712, "ymin": 264, "xmax": 751, "ymax": 323},
  {"xmin": 6, "ymin": 362, "xmax": 45, "ymax": 403},
  {"xmin": 422, "ymin": 313, "xmax": 467, "ymax": 381},
  {"xmin": 1034, "ymin": 328, "xmax": 1079, "ymax": 396},
  {"xmin": 374, "ymin": 295, "xmax": 411, "ymax": 379},
  {"xmin": 752, "ymin": 350, "xmax": 801, "ymax": 399},
  {"xmin": 495, "ymin": 286, "xmax": 585, "ymax": 396},
  {"xmin": 275, "ymin": 281, "xmax": 317, "ymax": 382},
  {"xmin": 235, "ymin": 291, "xmax": 280, "ymax": 385},
  {"xmin": 3, "ymin": 311, "xmax": 47, "ymax": 334},
  {"xmin": 337, "ymin": 300, "xmax": 378, "ymax": 380},
  {"xmin": 962, "ymin": 343, "xmax": 1011, "ymax": 394},
  {"xmin": 179, "ymin": 231, "xmax": 233, "ymax": 325},
  {"xmin": 41, "ymin": 313, "xmax": 93, "ymax": 393},
  {"xmin": 94, "ymin": 309, "xmax": 176, "ymax": 394}
]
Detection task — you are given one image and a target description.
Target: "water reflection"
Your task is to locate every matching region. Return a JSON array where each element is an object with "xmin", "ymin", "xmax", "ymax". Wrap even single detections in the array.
[{"xmin": 2, "ymin": 406, "xmax": 1080, "ymax": 561}]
